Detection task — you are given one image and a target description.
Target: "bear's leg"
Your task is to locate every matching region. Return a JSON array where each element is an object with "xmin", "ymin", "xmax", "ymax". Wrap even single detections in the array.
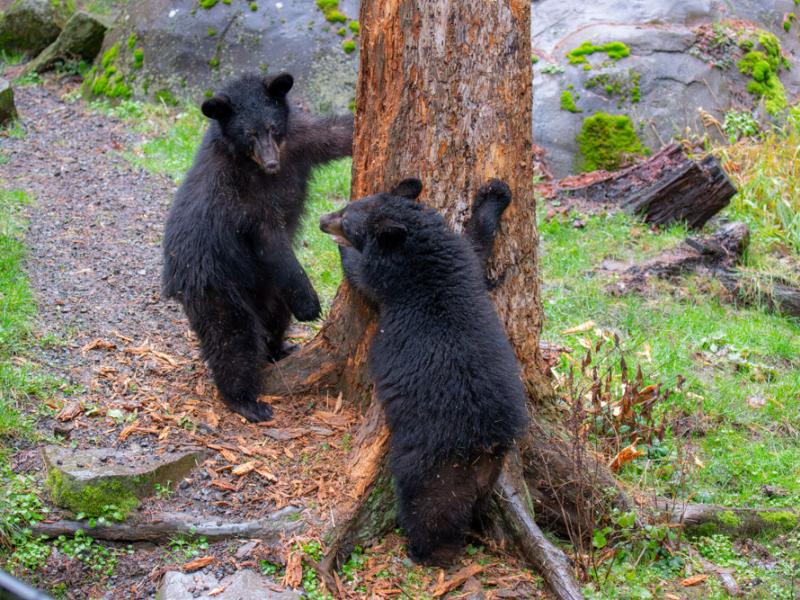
[
  {"xmin": 395, "ymin": 458, "xmax": 486, "ymax": 566},
  {"xmin": 185, "ymin": 293, "xmax": 273, "ymax": 423},
  {"xmin": 252, "ymin": 290, "xmax": 294, "ymax": 360}
]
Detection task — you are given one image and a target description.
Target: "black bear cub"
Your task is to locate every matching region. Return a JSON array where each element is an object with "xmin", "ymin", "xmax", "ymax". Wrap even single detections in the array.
[
  {"xmin": 320, "ymin": 179, "xmax": 528, "ymax": 565},
  {"xmin": 162, "ymin": 73, "xmax": 353, "ymax": 422}
]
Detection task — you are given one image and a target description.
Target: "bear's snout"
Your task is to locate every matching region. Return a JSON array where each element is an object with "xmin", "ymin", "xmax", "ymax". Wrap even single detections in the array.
[{"xmin": 319, "ymin": 210, "xmax": 351, "ymax": 247}]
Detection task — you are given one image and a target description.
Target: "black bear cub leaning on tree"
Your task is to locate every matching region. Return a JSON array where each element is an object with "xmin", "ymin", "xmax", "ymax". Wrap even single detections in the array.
[
  {"xmin": 162, "ymin": 73, "xmax": 353, "ymax": 423},
  {"xmin": 319, "ymin": 179, "xmax": 529, "ymax": 565}
]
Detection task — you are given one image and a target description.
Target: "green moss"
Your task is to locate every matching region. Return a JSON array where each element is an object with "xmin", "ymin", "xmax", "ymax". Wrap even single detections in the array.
[
  {"xmin": 100, "ymin": 43, "xmax": 118, "ymax": 69},
  {"xmin": 576, "ymin": 112, "xmax": 647, "ymax": 172},
  {"xmin": 45, "ymin": 469, "xmax": 139, "ymax": 520},
  {"xmin": 348, "ymin": 20, "xmax": 360, "ymax": 35},
  {"xmin": 198, "ymin": 0, "xmax": 219, "ymax": 7},
  {"xmin": 132, "ymin": 48, "xmax": 144, "ymax": 70},
  {"xmin": 342, "ymin": 40, "xmax": 356, "ymax": 54},
  {"xmin": 316, "ymin": 0, "xmax": 347, "ymax": 23},
  {"xmin": 586, "ymin": 70, "xmax": 641, "ymax": 107},
  {"xmin": 717, "ymin": 510, "xmax": 742, "ymax": 528},
  {"xmin": 207, "ymin": 27, "xmax": 217, "ymax": 36},
  {"xmin": 249, "ymin": 1, "xmax": 258, "ymax": 10},
  {"xmin": 337, "ymin": 27, "xmax": 346, "ymax": 36},
  {"xmin": 568, "ymin": 41, "xmax": 630, "ymax": 66},
  {"xmin": 560, "ymin": 90, "xmax": 581, "ymax": 113},
  {"xmin": 126, "ymin": 33, "xmax": 137, "ymax": 51},
  {"xmin": 208, "ymin": 56, "xmax": 220, "ymax": 68},
  {"xmin": 758, "ymin": 511, "xmax": 798, "ymax": 530},
  {"xmin": 737, "ymin": 33, "xmax": 788, "ymax": 116}
]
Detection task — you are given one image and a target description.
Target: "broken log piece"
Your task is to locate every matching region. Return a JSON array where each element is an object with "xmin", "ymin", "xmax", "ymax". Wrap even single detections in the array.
[
  {"xmin": 30, "ymin": 506, "xmax": 305, "ymax": 544},
  {"xmin": 614, "ymin": 222, "xmax": 750, "ymax": 289},
  {"xmin": 656, "ymin": 499, "xmax": 800, "ymax": 538},
  {"xmin": 558, "ymin": 144, "xmax": 737, "ymax": 229},
  {"xmin": 716, "ymin": 270, "xmax": 800, "ymax": 318}
]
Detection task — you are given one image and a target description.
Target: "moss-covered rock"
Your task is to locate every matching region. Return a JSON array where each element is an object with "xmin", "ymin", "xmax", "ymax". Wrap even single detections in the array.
[
  {"xmin": 0, "ymin": 0, "xmax": 74, "ymax": 55},
  {"xmin": 737, "ymin": 32, "xmax": 789, "ymax": 116},
  {"xmin": 0, "ymin": 79, "xmax": 18, "ymax": 125},
  {"xmin": 576, "ymin": 112, "xmax": 647, "ymax": 172},
  {"xmin": 23, "ymin": 11, "xmax": 108, "ymax": 75},
  {"xmin": 42, "ymin": 445, "xmax": 205, "ymax": 519}
]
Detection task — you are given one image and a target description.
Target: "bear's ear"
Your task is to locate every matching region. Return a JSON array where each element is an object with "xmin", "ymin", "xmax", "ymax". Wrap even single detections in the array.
[
  {"xmin": 375, "ymin": 218, "xmax": 407, "ymax": 249},
  {"xmin": 392, "ymin": 178, "xmax": 423, "ymax": 200},
  {"xmin": 266, "ymin": 73, "xmax": 294, "ymax": 98},
  {"xmin": 201, "ymin": 94, "xmax": 233, "ymax": 121}
]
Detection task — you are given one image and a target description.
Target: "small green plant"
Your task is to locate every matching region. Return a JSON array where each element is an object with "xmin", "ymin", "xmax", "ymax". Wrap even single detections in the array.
[
  {"xmin": 541, "ymin": 63, "xmax": 565, "ymax": 75},
  {"xmin": 56, "ymin": 530, "xmax": 127, "ymax": 576},
  {"xmin": 154, "ymin": 482, "xmax": 174, "ymax": 500},
  {"xmin": 723, "ymin": 110, "xmax": 759, "ymax": 143},
  {"xmin": 13, "ymin": 71, "xmax": 43, "ymax": 86},
  {"xmin": 167, "ymin": 535, "xmax": 209, "ymax": 560}
]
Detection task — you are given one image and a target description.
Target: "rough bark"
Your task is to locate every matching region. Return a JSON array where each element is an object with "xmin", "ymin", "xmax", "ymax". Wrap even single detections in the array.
[
  {"xmin": 556, "ymin": 144, "xmax": 737, "ymax": 229},
  {"xmin": 263, "ymin": 0, "xmax": 549, "ymax": 405},
  {"xmin": 30, "ymin": 507, "xmax": 304, "ymax": 543}
]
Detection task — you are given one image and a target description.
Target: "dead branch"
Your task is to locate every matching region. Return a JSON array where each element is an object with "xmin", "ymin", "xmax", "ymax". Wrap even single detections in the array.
[{"xmin": 657, "ymin": 499, "xmax": 800, "ymax": 538}]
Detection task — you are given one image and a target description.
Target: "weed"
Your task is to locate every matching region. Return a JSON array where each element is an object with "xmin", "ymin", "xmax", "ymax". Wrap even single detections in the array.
[{"xmin": 167, "ymin": 535, "xmax": 209, "ymax": 560}]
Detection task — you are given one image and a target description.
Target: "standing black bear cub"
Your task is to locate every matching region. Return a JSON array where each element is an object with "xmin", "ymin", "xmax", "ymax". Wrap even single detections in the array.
[
  {"xmin": 162, "ymin": 73, "xmax": 353, "ymax": 422},
  {"xmin": 320, "ymin": 180, "xmax": 528, "ymax": 565}
]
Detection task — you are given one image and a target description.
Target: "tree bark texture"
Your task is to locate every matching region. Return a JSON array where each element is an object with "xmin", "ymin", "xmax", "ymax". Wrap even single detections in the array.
[{"xmin": 263, "ymin": 0, "xmax": 549, "ymax": 405}]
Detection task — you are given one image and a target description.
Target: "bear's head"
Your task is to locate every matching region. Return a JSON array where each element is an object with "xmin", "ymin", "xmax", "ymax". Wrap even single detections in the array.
[
  {"xmin": 319, "ymin": 178, "xmax": 424, "ymax": 252},
  {"xmin": 201, "ymin": 73, "xmax": 294, "ymax": 174}
]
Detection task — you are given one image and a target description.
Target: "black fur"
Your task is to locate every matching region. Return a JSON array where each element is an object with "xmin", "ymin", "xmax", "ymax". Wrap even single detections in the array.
[
  {"xmin": 162, "ymin": 73, "xmax": 354, "ymax": 422},
  {"xmin": 320, "ymin": 180, "xmax": 528, "ymax": 565}
]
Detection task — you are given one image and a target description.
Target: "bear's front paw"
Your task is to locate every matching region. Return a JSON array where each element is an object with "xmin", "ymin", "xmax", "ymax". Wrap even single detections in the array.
[
  {"xmin": 291, "ymin": 291, "xmax": 322, "ymax": 322},
  {"xmin": 475, "ymin": 179, "xmax": 512, "ymax": 214}
]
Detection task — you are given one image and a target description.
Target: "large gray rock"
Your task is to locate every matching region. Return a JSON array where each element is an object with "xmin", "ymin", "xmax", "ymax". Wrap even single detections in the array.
[
  {"xmin": 156, "ymin": 570, "xmax": 300, "ymax": 600},
  {"xmin": 42, "ymin": 445, "xmax": 205, "ymax": 518},
  {"xmin": 86, "ymin": 0, "xmax": 359, "ymax": 111},
  {"xmin": 0, "ymin": 0, "xmax": 72, "ymax": 54},
  {"xmin": 0, "ymin": 78, "xmax": 16, "ymax": 125},
  {"xmin": 532, "ymin": 0, "xmax": 800, "ymax": 176},
  {"xmin": 24, "ymin": 10, "xmax": 108, "ymax": 74}
]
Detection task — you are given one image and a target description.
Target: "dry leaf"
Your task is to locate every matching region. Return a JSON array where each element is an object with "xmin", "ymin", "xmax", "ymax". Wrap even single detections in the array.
[
  {"xmin": 183, "ymin": 556, "xmax": 214, "ymax": 572},
  {"xmin": 608, "ymin": 441, "xmax": 644, "ymax": 472},
  {"xmin": 255, "ymin": 468, "xmax": 278, "ymax": 482},
  {"xmin": 219, "ymin": 449, "xmax": 239, "ymax": 463},
  {"xmin": 747, "ymin": 395, "xmax": 766, "ymax": 409},
  {"xmin": 208, "ymin": 587, "xmax": 225, "ymax": 597},
  {"xmin": 432, "ymin": 564, "xmax": 484, "ymax": 597},
  {"xmin": 118, "ymin": 419, "xmax": 141, "ymax": 442},
  {"xmin": 562, "ymin": 320, "xmax": 596, "ymax": 335},
  {"xmin": 81, "ymin": 339, "xmax": 116, "ymax": 353},
  {"xmin": 232, "ymin": 461, "xmax": 257, "ymax": 476},
  {"xmin": 665, "ymin": 594, "xmax": 681, "ymax": 600},
  {"xmin": 57, "ymin": 401, "xmax": 83, "ymax": 422},
  {"xmin": 681, "ymin": 574, "xmax": 709, "ymax": 587},
  {"xmin": 282, "ymin": 551, "xmax": 303, "ymax": 588}
]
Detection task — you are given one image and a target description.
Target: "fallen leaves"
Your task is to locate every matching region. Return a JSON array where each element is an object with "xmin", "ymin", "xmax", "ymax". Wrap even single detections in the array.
[
  {"xmin": 562, "ymin": 320, "xmax": 596, "ymax": 335},
  {"xmin": 57, "ymin": 401, "xmax": 83, "ymax": 422},
  {"xmin": 183, "ymin": 556, "xmax": 214, "ymax": 572},
  {"xmin": 681, "ymin": 574, "xmax": 709, "ymax": 587},
  {"xmin": 231, "ymin": 461, "xmax": 257, "ymax": 477},
  {"xmin": 608, "ymin": 440, "xmax": 644, "ymax": 472},
  {"xmin": 282, "ymin": 551, "xmax": 303, "ymax": 588}
]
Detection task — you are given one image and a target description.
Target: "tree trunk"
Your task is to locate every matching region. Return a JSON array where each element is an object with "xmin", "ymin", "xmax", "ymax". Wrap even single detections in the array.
[{"xmin": 264, "ymin": 0, "xmax": 549, "ymax": 405}]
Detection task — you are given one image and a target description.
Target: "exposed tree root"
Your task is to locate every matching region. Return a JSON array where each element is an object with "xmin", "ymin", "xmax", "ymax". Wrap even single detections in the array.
[
  {"xmin": 30, "ymin": 507, "xmax": 305, "ymax": 544},
  {"xmin": 655, "ymin": 498, "xmax": 800, "ymax": 538}
]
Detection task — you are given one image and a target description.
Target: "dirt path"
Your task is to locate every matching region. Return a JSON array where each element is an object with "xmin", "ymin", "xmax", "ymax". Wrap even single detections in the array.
[{"xmin": 1, "ymin": 79, "xmax": 356, "ymax": 597}]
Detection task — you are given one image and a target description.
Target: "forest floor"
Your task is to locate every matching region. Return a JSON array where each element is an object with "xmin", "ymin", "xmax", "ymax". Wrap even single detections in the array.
[{"xmin": 0, "ymin": 70, "xmax": 798, "ymax": 599}]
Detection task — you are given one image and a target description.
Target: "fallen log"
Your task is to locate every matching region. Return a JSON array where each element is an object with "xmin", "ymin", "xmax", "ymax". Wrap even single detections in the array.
[
  {"xmin": 656, "ymin": 499, "xmax": 800, "ymax": 538},
  {"xmin": 30, "ymin": 506, "xmax": 305, "ymax": 544},
  {"xmin": 556, "ymin": 144, "xmax": 737, "ymax": 229},
  {"xmin": 610, "ymin": 222, "xmax": 800, "ymax": 318}
]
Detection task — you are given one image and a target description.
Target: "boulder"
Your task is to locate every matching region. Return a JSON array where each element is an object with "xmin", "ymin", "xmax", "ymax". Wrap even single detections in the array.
[
  {"xmin": 532, "ymin": 0, "xmax": 800, "ymax": 176},
  {"xmin": 42, "ymin": 445, "xmax": 206, "ymax": 519},
  {"xmin": 0, "ymin": 78, "xmax": 16, "ymax": 124},
  {"xmin": 0, "ymin": 0, "xmax": 72, "ymax": 55},
  {"xmin": 24, "ymin": 11, "xmax": 108, "ymax": 74},
  {"xmin": 156, "ymin": 570, "xmax": 300, "ymax": 600},
  {"xmin": 85, "ymin": 0, "xmax": 359, "ymax": 111}
]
